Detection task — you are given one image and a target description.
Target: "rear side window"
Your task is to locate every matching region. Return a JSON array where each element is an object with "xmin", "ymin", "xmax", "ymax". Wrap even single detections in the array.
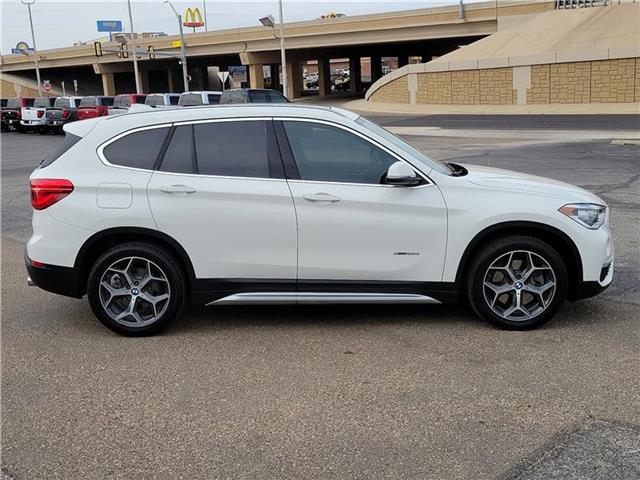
[
  {"xmin": 80, "ymin": 97, "xmax": 97, "ymax": 107},
  {"xmin": 193, "ymin": 121, "xmax": 271, "ymax": 178},
  {"xmin": 159, "ymin": 126, "xmax": 194, "ymax": 174},
  {"xmin": 207, "ymin": 94, "xmax": 220, "ymax": 104},
  {"xmin": 169, "ymin": 95, "xmax": 179, "ymax": 105},
  {"xmin": 248, "ymin": 91, "xmax": 269, "ymax": 103},
  {"xmin": 40, "ymin": 133, "xmax": 81, "ymax": 168},
  {"xmin": 102, "ymin": 127, "xmax": 170, "ymax": 170}
]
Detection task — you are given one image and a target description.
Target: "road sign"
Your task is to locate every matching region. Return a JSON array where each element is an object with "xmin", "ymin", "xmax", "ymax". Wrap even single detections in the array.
[
  {"xmin": 217, "ymin": 71, "xmax": 230, "ymax": 84},
  {"xmin": 42, "ymin": 81, "xmax": 52, "ymax": 93},
  {"xmin": 97, "ymin": 20, "xmax": 123, "ymax": 32},
  {"xmin": 172, "ymin": 40, "xmax": 182, "ymax": 48}
]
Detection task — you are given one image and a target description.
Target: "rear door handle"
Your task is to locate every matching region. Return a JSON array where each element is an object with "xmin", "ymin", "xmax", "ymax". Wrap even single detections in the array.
[
  {"xmin": 303, "ymin": 193, "xmax": 341, "ymax": 203},
  {"xmin": 159, "ymin": 185, "xmax": 197, "ymax": 195}
]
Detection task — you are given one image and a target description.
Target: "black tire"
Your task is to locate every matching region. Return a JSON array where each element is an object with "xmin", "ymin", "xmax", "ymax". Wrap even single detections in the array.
[
  {"xmin": 38, "ymin": 127, "xmax": 48, "ymax": 135},
  {"xmin": 87, "ymin": 242, "xmax": 186, "ymax": 336},
  {"xmin": 467, "ymin": 235, "xmax": 568, "ymax": 330}
]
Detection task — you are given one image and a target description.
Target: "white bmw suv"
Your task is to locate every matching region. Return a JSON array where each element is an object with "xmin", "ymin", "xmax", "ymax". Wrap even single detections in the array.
[{"xmin": 27, "ymin": 105, "xmax": 613, "ymax": 335}]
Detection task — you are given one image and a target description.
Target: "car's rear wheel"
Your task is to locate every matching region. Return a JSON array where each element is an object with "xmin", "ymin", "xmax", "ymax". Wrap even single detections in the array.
[
  {"xmin": 87, "ymin": 243, "xmax": 186, "ymax": 336},
  {"xmin": 467, "ymin": 236, "xmax": 567, "ymax": 330}
]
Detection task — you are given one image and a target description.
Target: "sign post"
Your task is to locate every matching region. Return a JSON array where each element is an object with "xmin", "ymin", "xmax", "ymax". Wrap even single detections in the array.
[
  {"xmin": 73, "ymin": 79, "xmax": 78, "ymax": 96},
  {"xmin": 97, "ymin": 20, "xmax": 123, "ymax": 42}
]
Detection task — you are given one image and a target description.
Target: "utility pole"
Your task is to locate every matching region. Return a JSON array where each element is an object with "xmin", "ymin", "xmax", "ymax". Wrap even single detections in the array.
[
  {"xmin": 127, "ymin": 0, "xmax": 142, "ymax": 93},
  {"xmin": 21, "ymin": 0, "xmax": 42, "ymax": 97},
  {"xmin": 165, "ymin": 1, "xmax": 190, "ymax": 92},
  {"xmin": 278, "ymin": 0, "xmax": 288, "ymax": 98},
  {"xmin": 459, "ymin": 0, "xmax": 465, "ymax": 19}
]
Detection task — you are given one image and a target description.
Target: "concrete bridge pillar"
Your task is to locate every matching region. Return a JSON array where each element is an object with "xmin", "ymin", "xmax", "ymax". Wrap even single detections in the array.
[
  {"xmin": 317, "ymin": 57, "xmax": 332, "ymax": 96},
  {"xmin": 398, "ymin": 55, "xmax": 409, "ymax": 68},
  {"xmin": 349, "ymin": 57, "xmax": 362, "ymax": 94},
  {"xmin": 269, "ymin": 64, "xmax": 281, "ymax": 90},
  {"xmin": 101, "ymin": 73, "xmax": 116, "ymax": 96},
  {"xmin": 371, "ymin": 55, "xmax": 383, "ymax": 83},
  {"xmin": 286, "ymin": 60, "xmax": 303, "ymax": 99},
  {"xmin": 248, "ymin": 64, "xmax": 265, "ymax": 89}
]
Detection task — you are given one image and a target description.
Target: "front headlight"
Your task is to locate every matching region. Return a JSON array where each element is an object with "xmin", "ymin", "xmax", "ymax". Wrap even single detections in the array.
[{"xmin": 559, "ymin": 203, "xmax": 607, "ymax": 230}]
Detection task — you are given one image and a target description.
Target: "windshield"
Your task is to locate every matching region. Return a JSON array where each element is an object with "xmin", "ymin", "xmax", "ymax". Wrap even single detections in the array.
[{"xmin": 355, "ymin": 116, "xmax": 451, "ymax": 175}]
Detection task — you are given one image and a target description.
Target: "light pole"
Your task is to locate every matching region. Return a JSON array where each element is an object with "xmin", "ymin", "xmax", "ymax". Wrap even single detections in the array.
[
  {"xmin": 259, "ymin": 0, "xmax": 289, "ymax": 98},
  {"xmin": 127, "ymin": 0, "xmax": 142, "ymax": 93},
  {"xmin": 165, "ymin": 0, "xmax": 190, "ymax": 92},
  {"xmin": 21, "ymin": 0, "xmax": 42, "ymax": 97},
  {"xmin": 202, "ymin": 0, "xmax": 208, "ymax": 32},
  {"xmin": 459, "ymin": 0, "xmax": 465, "ymax": 20}
]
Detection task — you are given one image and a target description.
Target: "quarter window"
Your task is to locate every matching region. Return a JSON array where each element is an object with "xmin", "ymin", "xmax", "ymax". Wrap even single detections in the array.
[
  {"xmin": 103, "ymin": 127, "xmax": 170, "ymax": 170},
  {"xmin": 193, "ymin": 121, "xmax": 271, "ymax": 178},
  {"xmin": 282, "ymin": 121, "xmax": 397, "ymax": 184}
]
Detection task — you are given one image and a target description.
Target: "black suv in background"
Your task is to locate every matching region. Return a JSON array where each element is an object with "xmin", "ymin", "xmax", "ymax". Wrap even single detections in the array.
[
  {"xmin": 219, "ymin": 88, "xmax": 290, "ymax": 104},
  {"xmin": 1, "ymin": 97, "xmax": 35, "ymax": 132},
  {"xmin": 0, "ymin": 99, "xmax": 7, "ymax": 131},
  {"xmin": 45, "ymin": 96, "xmax": 83, "ymax": 133}
]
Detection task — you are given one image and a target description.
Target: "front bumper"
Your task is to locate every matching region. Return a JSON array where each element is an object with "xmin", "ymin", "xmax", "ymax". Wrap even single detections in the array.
[{"xmin": 25, "ymin": 251, "xmax": 84, "ymax": 298}]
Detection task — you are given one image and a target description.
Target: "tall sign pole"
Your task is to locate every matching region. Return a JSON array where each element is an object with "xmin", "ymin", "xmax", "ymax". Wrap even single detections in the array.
[
  {"xmin": 459, "ymin": 0, "xmax": 465, "ymax": 20},
  {"xmin": 165, "ymin": 1, "xmax": 189, "ymax": 92},
  {"xmin": 21, "ymin": 0, "xmax": 42, "ymax": 97},
  {"xmin": 127, "ymin": 0, "xmax": 142, "ymax": 94},
  {"xmin": 202, "ymin": 0, "xmax": 208, "ymax": 32},
  {"xmin": 278, "ymin": 0, "xmax": 288, "ymax": 98}
]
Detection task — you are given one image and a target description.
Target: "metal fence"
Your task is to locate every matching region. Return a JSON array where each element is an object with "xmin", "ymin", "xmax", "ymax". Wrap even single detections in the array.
[{"xmin": 555, "ymin": 0, "xmax": 635, "ymax": 7}]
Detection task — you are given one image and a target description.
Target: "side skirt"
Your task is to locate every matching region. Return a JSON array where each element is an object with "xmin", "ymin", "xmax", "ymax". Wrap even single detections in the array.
[{"xmin": 208, "ymin": 292, "xmax": 442, "ymax": 306}]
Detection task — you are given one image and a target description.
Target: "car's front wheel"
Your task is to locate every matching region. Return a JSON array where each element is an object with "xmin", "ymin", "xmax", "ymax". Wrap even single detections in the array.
[
  {"xmin": 467, "ymin": 236, "xmax": 568, "ymax": 330},
  {"xmin": 87, "ymin": 243, "xmax": 186, "ymax": 336}
]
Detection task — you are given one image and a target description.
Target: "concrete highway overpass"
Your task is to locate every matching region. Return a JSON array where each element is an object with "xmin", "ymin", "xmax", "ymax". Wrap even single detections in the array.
[{"xmin": 0, "ymin": 0, "xmax": 554, "ymax": 98}]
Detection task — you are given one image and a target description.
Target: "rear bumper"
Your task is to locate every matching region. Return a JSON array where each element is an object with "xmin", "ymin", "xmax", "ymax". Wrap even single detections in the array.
[{"xmin": 25, "ymin": 251, "xmax": 83, "ymax": 298}]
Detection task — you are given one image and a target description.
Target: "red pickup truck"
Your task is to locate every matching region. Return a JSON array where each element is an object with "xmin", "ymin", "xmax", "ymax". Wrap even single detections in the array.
[{"xmin": 77, "ymin": 96, "xmax": 114, "ymax": 120}]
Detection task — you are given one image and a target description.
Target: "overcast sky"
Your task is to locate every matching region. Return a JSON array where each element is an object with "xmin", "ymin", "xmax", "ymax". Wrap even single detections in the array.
[{"xmin": 1, "ymin": 0, "xmax": 484, "ymax": 54}]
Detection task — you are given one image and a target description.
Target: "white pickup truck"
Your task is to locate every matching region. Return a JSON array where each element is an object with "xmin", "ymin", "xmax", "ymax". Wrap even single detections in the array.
[{"xmin": 20, "ymin": 97, "xmax": 57, "ymax": 133}]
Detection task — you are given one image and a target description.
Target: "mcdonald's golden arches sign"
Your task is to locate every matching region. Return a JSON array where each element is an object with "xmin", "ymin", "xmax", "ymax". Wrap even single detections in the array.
[{"xmin": 183, "ymin": 8, "xmax": 204, "ymax": 28}]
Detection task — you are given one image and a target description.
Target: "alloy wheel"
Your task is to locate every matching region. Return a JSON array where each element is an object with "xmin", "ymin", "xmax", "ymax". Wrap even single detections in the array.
[
  {"xmin": 482, "ymin": 250, "xmax": 556, "ymax": 321},
  {"xmin": 99, "ymin": 256, "xmax": 171, "ymax": 327}
]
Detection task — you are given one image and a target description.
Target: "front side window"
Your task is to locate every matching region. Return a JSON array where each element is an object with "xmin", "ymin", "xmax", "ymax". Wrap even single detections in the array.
[
  {"xmin": 102, "ymin": 127, "xmax": 170, "ymax": 170},
  {"xmin": 193, "ymin": 121, "xmax": 271, "ymax": 178},
  {"xmin": 282, "ymin": 121, "xmax": 397, "ymax": 185}
]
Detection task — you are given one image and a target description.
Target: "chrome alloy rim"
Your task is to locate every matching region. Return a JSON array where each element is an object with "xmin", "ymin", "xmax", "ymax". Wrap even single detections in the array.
[
  {"xmin": 99, "ymin": 257, "xmax": 171, "ymax": 327},
  {"xmin": 483, "ymin": 250, "xmax": 556, "ymax": 321}
]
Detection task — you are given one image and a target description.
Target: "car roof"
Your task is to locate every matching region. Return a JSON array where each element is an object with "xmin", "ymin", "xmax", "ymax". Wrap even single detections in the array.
[{"xmin": 66, "ymin": 104, "xmax": 360, "ymax": 138}]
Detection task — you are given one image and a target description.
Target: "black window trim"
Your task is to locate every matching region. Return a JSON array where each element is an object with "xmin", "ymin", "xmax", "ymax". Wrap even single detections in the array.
[{"xmin": 274, "ymin": 117, "xmax": 432, "ymax": 188}]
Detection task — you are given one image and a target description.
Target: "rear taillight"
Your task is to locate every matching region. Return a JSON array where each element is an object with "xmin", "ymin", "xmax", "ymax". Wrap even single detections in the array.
[
  {"xmin": 16, "ymin": 110, "xmax": 21, "ymax": 118},
  {"xmin": 62, "ymin": 109, "xmax": 70, "ymax": 119},
  {"xmin": 30, "ymin": 179, "xmax": 74, "ymax": 210},
  {"xmin": 37, "ymin": 110, "xmax": 44, "ymax": 118}
]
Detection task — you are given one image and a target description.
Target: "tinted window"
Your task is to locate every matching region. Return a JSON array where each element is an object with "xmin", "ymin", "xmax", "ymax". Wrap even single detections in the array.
[
  {"xmin": 282, "ymin": 121, "xmax": 396, "ymax": 184},
  {"xmin": 159, "ymin": 126, "xmax": 194, "ymax": 174},
  {"xmin": 268, "ymin": 92, "xmax": 288, "ymax": 103},
  {"xmin": 179, "ymin": 93, "xmax": 203, "ymax": 106},
  {"xmin": 100, "ymin": 97, "xmax": 114, "ymax": 106},
  {"xmin": 0, "ymin": 99, "xmax": 7, "ymax": 108},
  {"xmin": 7, "ymin": 98, "xmax": 21, "ymax": 108},
  {"xmin": 73, "ymin": 98, "xmax": 82, "ymax": 108},
  {"xmin": 169, "ymin": 95, "xmax": 179, "ymax": 105},
  {"xmin": 248, "ymin": 90, "xmax": 269, "ymax": 103},
  {"xmin": 79, "ymin": 97, "xmax": 97, "ymax": 107},
  {"xmin": 34, "ymin": 98, "xmax": 54, "ymax": 108},
  {"xmin": 145, "ymin": 95, "xmax": 164, "ymax": 107},
  {"xmin": 194, "ymin": 121, "xmax": 271, "ymax": 178},
  {"xmin": 25, "ymin": 99, "xmax": 35, "ymax": 107},
  {"xmin": 41, "ymin": 133, "xmax": 81, "ymax": 168},
  {"xmin": 54, "ymin": 98, "xmax": 71, "ymax": 108},
  {"xmin": 103, "ymin": 127, "xmax": 170, "ymax": 170},
  {"xmin": 114, "ymin": 95, "xmax": 131, "ymax": 108},
  {"xmin": 207, "ymin": 94, "xmax": 220, "ymax": 104}
]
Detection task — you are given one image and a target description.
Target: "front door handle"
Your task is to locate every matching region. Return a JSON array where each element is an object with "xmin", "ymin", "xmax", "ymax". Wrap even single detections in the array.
[
  {"xmin": 303, "ymin": 193, "xmax": 341, "ymax": 203},
  {"xmin": 159, "ymin": 185, "xmax": 197, "ymax": 195}
]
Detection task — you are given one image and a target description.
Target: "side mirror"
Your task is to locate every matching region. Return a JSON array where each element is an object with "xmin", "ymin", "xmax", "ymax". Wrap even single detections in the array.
[{"xmin": 385, "ymin": 161, "xmax": 421, "ymax": 186}]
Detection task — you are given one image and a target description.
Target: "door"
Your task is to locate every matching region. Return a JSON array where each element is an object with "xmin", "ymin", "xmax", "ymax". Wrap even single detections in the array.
[
  {"xmin": 278, "ymin": 119, "xmax": 447, "ymax": 283},
  {"xmin": 147, "ymin": 119, "xmax": 297, "ymax": 280}
]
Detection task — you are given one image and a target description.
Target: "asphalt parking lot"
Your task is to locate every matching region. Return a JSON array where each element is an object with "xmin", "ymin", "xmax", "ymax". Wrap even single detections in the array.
[{"xmin": 1, "ymin": 115, "xmax": 639, "ymax": 480}]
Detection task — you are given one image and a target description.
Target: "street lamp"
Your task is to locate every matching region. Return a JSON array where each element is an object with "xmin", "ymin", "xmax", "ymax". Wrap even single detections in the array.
[
  {"xmin": 259, "ymin": 0, "xmax": 289, "ymax": 98},
  {"xmin": 165, "ymin": 0, "xmax": 190, "ymax": 92},
  {"xmin": 202, "ymin": 0, "xmax": 208, "ymax": 32},
  {"xmin": 127, "ymin": 0, "xmax": 142, "ymax": 94},
  {"xmin": 20, "ymin": 0, "xmax": 42, "ymax": 97},
  {"xmin": 459, "ymin": 0, "xmax": 465, "ymax": 20}
]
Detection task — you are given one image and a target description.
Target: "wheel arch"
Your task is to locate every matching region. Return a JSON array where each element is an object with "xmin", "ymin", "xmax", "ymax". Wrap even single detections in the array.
[
  {"xmin": 455, "ymin": 221, "xmax": 583, "ymax": 299},
  {"xmin": 74, "ymin": 227, "xmax": 197, "ymax": 295}
]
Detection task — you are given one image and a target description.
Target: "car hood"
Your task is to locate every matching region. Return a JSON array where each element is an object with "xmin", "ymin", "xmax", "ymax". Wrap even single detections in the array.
[{"xmin": 460, "ymin": 163, "xmax": 605, "ymax": 205}]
